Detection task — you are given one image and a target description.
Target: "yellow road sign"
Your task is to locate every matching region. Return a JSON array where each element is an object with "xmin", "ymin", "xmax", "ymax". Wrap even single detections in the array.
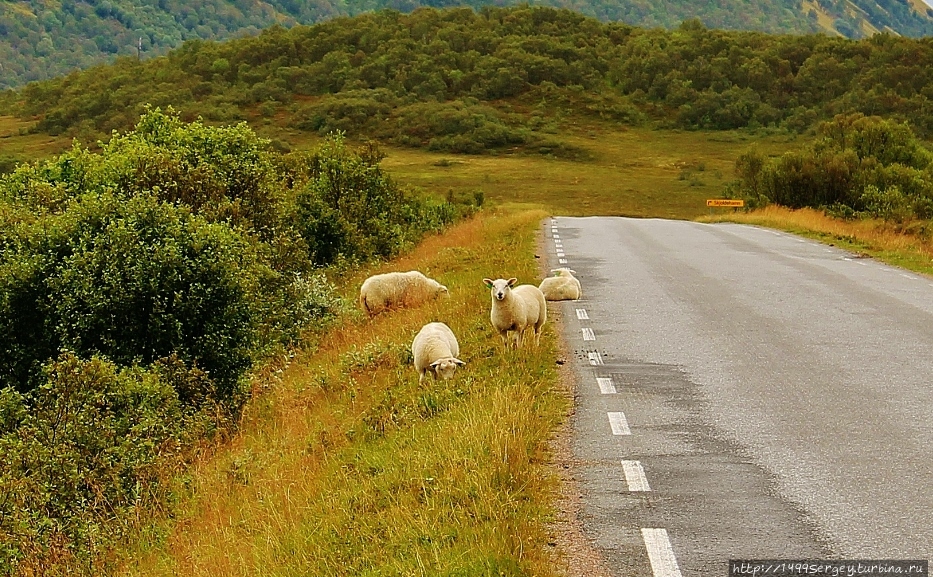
[{"xmin": 706, "ymin": 199, "xmax": 744, "ymax": 207}]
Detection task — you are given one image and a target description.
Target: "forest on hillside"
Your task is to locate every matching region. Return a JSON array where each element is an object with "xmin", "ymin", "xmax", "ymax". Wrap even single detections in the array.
[
  {"xmin": 3, "ymin": 6, "xmax": 933, "ymax": 159},
  {"xmin": 2, "ymin": 0, "xmax": 932, "ymax": 90}
]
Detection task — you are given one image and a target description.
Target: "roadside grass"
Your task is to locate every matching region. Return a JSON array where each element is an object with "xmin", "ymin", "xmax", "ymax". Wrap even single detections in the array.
[
  {"xmin": 118, "ymin": 206, "xmax": 570, "ymax": 576},
  {"xmin": 702, "ymin": 205, "xmax": 933, "ymax": 277}
]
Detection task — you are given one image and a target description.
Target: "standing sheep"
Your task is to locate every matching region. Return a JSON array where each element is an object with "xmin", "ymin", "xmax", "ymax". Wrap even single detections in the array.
[
  {"xmin": 539, "ymin": 268, "xmax": 582, "ymax": 301},
  {"xmin": 483, "ymin": 277, "xmax": 547, "ymax": 349},
  {"xmin": 412, "ymin": 322, "xmax": 465, "ymax": 384},
  {"xmin": 359, "ymin": 271, "xmax": 448, "ymax": 316}
]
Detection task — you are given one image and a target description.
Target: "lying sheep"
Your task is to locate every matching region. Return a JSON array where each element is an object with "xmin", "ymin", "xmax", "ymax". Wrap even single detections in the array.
[
  {"xmin": 483, "ymin": 277, "xmax": 547, "ymax": 349},
  {"xmin": 412, "ymin": 322, "xmax": 465, "ymax": 384},
  {"xmin": 359, "ymin": 271, "xmax": 448, "ymax": 316},
  {"xmin": 539, "ymin": 268, "xmax": 582, "ymax": 301}
]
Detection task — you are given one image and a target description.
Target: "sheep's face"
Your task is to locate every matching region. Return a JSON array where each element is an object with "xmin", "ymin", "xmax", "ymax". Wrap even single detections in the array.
[
  {"xmin": 436, "ymin": 284, "xmax": 449, "ymax": 298},
  {"xmin": 431, "ymin": 358, "xmax": 465, "ymax": 380},
  {"xmin": 483, "ymin": 278, "xmax": 517, "ymax": 301}
]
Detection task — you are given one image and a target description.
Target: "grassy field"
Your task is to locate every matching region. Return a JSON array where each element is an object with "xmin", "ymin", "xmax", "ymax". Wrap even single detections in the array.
[
  {"xmin": 380, "ymin": 127, "xmax": 798, "ymax": 220},
  {"xmin": 0, "ymin": 115, "xmax": 72, "ymax": 159}
]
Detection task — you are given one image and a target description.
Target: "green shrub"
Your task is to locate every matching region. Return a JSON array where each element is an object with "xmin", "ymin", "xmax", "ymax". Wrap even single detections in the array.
[
  {"xmin": 394, "ymin": 100, "xmax": 527, "ymax": 153},
  {"xmin": 287, "ymin": 133, "xmax": 466, "ymax": 265},
  {"xmin": 859, "ymin": 184, "xmax": 913, "ymax": 222},
  {"xmin": 294, "ymin": 89, "xmax": 399, "ymax": 135},
  {"xmin": 733, "ymin": 114, "xmax": 933, "ymax": 218},
  {"xmin": 0, "ymin": 193, "xmax": 265, "ymax": 405},
  {"xmin": 0, "ymin": 353, "xmax": 213, "ymax": 574}
]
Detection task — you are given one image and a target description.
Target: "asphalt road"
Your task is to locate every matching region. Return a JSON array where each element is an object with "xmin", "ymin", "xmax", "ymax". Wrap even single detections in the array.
[{"xmin": 548, "ymin": 216, "xmax": 933, "ymax": 576}]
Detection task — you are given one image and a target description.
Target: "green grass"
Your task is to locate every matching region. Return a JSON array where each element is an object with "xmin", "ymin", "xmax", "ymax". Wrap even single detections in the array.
[
  {"xmin": 378, "ymin": 125, "xmax": 797, "ymax": 220},
  {"xmin": 0, "ymin": 115, "xmax": 72, "ymax": 161}
]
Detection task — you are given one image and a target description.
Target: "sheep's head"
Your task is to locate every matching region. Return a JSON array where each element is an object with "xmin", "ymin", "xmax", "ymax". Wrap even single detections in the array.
[
  {"xmin": 436, "ymin": 284, "xmax": 449, "ymax": 298},
  {"xmin": 483, "ymin": 278, "xmax": 517, "ymax": 301},
  {"xmin": 430, "ymin": 357, "xmax": 465, "ymax": 380}
]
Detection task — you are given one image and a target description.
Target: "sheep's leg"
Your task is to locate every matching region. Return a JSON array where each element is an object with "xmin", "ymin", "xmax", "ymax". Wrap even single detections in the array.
[{"xmin": 419, "ymin": 370, "xmax": 427, "ymax": 384}]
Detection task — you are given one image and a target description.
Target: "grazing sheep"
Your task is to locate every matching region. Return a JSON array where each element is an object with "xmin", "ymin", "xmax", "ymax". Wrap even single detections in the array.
[
  {"xmin": 412, "ymin": 322, "xmax": 465, "ymax": 384},
  {"xmin": 539, "ymin": 268, "xmax": 582, "ymax": 301},
  {"xmin": 483, "ymin": 277, "xmax": 547, "ymax": 349},
  {"xmin": 359, "ymin": 271, "xmax": 448, "ymax": 316}
]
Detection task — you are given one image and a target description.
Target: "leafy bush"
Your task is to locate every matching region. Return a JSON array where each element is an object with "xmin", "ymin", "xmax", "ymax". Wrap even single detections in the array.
[
  {"xmin": 0, "ymin": 353, "xmax": 215, "ymax": 574},
  {"xmin": 395, "ymin": 100, "xmax": 528, "ymax": 152},
  {"xmin": 732, "ymin": 114, "xmax": 933, "ymax": 219},
  {"xmin": 0, "ymin": 193, "xmax": 263, "ymax": 404},
  {"xmin": 285, "ymin": 133, "xmax": 469, "ymax": 265},
  {"xmin": 859, "ymin": 184, "xmax": 913, "ymax": 222},
  {"xmin": 293, "ymin": 89, "xmax": 400, "ymax": 135}
]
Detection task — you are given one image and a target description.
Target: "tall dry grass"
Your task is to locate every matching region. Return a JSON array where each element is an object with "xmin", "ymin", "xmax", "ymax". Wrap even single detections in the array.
[
  {"xmin": 119, "ymin": 207, "xmax": 569, "ymax": 576},
  {"xmin": 702, "ymin": 205, "xmax": 933, "ymax": 275}
]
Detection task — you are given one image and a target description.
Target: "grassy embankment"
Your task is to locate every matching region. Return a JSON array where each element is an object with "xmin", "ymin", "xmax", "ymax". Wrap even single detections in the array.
[
  {"xmin": 117, "ymin": 207, "xmax": 568, "ymax": 575},
  {"xmin": 702, "ymin": 205, "xmax": 933, "ymax": 275}
]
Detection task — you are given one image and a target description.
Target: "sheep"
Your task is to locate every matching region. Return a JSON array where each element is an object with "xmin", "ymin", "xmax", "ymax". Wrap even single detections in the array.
[
  {"xmin": 359, "ymin": 271, "xmax": 448, "ymax": 316},
  {"xmin": 412, "ymin": 322, "xmax": 465, "ymax": 384},
  {"xmin": 483, "ymin": 277, "xmax": 547, "ymax": 349},
  {"xmin": 539, "ymin": 268, "xmax": 582, "ymax": 301}
]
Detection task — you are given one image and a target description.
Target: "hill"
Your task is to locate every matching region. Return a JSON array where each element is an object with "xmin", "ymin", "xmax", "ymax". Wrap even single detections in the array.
[
  {"xmin": 1, "ymin": 0, "xmax": 932, "ymax": 90},
  {"xmin": 3, "ymin": 5, "xmax": 933, "ymax": 168}
]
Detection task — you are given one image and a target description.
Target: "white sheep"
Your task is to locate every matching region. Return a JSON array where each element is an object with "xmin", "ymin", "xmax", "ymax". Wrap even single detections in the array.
[
  {"xmin": 539, "ymin": 268, "xmax": 582, "ymax": 301},
  {"xmin": 359, "ymin": 271, "xmax": 448, "ymax": 316},
  {"xmin": 412, "ymin": 322, "xmax": 465, "ymax": 384},
  {"xmin": 483, "ymin": 277, "xmax": 547, "ymax": 349}
]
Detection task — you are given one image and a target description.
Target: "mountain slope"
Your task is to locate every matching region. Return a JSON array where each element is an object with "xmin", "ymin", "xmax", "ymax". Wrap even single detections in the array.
[{"xmin": 0, "ymin": 0, "xmax": 931, "ymax": 91}]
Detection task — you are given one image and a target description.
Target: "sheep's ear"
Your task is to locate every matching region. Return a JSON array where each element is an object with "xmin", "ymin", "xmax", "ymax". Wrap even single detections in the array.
[
  {"xmin": 439, "ymin": 285, "xmax": 449, "ymax": 293},
  {"xmin": 453, "ymin": 358, "xmax": 466, "ymax": 366},
  {"xmin": 430, "ymin": 360, "xmax": 442, "ymax": 369},
  {"xmin": 507, "ymin": 278, "xmax": 517, "ymax": 287},
  {"xmin": 483, "ymin": 278, "xmax": 494, "ymax": 288}
]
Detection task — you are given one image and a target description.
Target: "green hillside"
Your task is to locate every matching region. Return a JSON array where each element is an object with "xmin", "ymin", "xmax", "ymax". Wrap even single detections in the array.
[
  {"xmin": 3, "ymin": 5, "xmax": 933, "ymax": 166},
  {"xmin": 1, "ymin": 0, "xmax": 932, "ymax": 90}
]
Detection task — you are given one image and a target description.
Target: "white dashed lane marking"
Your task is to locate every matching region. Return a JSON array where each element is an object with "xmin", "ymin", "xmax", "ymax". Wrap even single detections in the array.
[
  {"xmin": 559, "ymin": 258, "xmax": 568, "ymax": 264},
  {"xmin": 582, "ymin": 328, "xmax": 595, "ymax": 341},
  {"xmin": 557, "ymin": 251, "xmax": 565, "ymax": 257},
  {"xmin": 642, "ymin": 528, "xmax": 683, "ymax": 577},
  {"xmin": 587, "ymin": 351, "xmax": 603, "ymax": 365},
  {"xmin": 576, "ymin": 309, "xmax": 589, "ymax": 320},
  {"xmin": 608, "ymin": 412, "xmax": 631, "ymax": 435},
  {"xmin": 596, "ymin": 377, "xmax": 616, "ymax": 394},
  {"xmin": 622, "ymin": 460, "xmax": 651, "ymax": 491}
]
